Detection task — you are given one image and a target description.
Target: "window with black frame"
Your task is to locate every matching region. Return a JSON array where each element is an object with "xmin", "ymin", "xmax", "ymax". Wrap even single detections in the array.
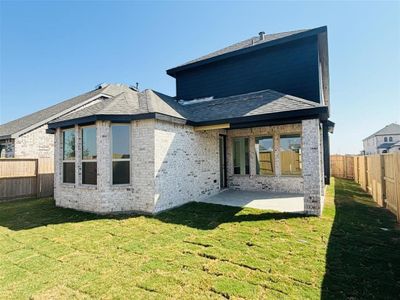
[
  {"xmin": 81, "ymin": 127, "xmax": 97, "ymax": 185},
  {"xmin": 233, "ymin": 137, "xmax": 249, "ymax": 175},
  {"xmin": 280, "ymin": 134, "xmax": 302, "ymax": 176},
  {"xmin": 62, "ymin": 128, "xmax": 75, "ymax": 183},
  {"xmin": 255, "ymin": 136, "xmax": 274, "ymax": 175},
  {"xmin": 111, "ymin": 124, "xmax": 130, "ymax": 184}
]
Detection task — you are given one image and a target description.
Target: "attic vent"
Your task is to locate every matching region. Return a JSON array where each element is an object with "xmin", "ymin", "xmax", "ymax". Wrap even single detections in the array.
[
  {"xmin": 259, "ymin": 31, "xmax": 266, "ymax": 41},
  {"xmin": 129, "ymin": 82, "xmax": 139, "ymax": 91}
]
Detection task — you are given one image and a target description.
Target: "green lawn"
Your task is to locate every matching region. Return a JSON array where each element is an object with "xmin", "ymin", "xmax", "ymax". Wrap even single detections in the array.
[{"xmin": 0, "ymin": 178, "xmax": 399, "ymax": 299}]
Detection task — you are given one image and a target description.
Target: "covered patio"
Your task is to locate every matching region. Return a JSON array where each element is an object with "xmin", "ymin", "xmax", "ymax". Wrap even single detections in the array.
[{"xmin": 199, "ymin": 189, "xmax": 305, "ymax": 213}]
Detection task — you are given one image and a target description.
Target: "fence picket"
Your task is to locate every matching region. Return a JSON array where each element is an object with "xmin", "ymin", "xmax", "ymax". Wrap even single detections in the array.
[
  {"xmin": 331, "ymin": 153, "xmax": 400, "ymax": 222},
  {"xmin": 0, "ymin": 158, "xmax": 54, "ymax": 201}
]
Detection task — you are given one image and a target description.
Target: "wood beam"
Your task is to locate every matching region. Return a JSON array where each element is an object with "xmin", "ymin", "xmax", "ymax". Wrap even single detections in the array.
[{"xmin": 194, "ymin": 123, "xmax": 230, "ymax": 131}]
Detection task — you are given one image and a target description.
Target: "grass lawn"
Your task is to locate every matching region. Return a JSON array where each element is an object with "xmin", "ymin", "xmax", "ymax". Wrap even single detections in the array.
[{"xmin": 0, "ymin": 178, "xmax": 399, "ymax": 299}]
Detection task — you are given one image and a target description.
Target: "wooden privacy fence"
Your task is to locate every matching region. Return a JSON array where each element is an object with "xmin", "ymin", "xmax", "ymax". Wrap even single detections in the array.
[
  {"xmin": 332, "ymin": 153, "xmax": 400, "ymax": 222},
  {"xmin": 330, "ymin": 155, "xmax": 354, "ymax": 179},
  {"xmin": 0, "ymin": 158, "xmax": 54, "ymax": 201}
]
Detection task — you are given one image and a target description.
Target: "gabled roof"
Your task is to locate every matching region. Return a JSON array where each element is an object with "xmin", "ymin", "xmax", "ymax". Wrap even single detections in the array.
[
  {"xmin": 48, "ymin": 88, "xmax": 328, "ymax": 129},
  {"xmin": 363, "ymin": 123, "xmax": 400, "ymax": 141},
  {"xmin": 0, "ymin": 84, "xmax": 130, "ymax": 139},
  {"xmin": 167, "ymin": 26, "xmax": 327, "ymax": 76}
]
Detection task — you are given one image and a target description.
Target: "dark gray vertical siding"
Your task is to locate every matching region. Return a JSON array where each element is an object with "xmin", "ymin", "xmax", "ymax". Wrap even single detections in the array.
[{"xmin": 175, "ymin": 36, "xmax": 321, "ymax": 103}]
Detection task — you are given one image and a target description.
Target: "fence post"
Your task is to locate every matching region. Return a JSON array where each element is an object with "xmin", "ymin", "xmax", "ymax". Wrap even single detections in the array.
[
  {"xmin": 380, "ymin": 155, "xmax": 386, "ymax": 208},
  {"xmin": 35, "ymin": 159, "xmax": 39, "ymax": 198}
]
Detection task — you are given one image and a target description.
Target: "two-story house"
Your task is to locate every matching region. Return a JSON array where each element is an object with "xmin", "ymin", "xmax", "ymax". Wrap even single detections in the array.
[
  {"xmin": 363, "ymin": 123, "xmax": 400, "ymax": 154},
  {"xmin": 3, "ymin": 26, "xmax": 333, "ymax": 216}
]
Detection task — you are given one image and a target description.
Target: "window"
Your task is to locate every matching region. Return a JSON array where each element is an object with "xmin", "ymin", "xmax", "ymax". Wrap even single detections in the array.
[
  {"xmin": 82, "ymin": 126, "xmax": 97, "ymax": 185},
  {"xmin": 62, "ymin": 129, "xmax": 75, "ymax": 183},
  {"xmin": 280, "ymin": 135, "xmax": 302, "ymax": 176},
  {"xmin": 384, "ymin": 137, "xmax": 388, "ymax": 142},
  {"xmin": 255, "ymin": 136, "xmax": 274, "ymax": 175},
  {"xmin": 233, "ymin": 137, "xmax": 249, "ymax": 175},
  {"xmin": 389, "ymin": 137, "xmax": 393, "ymax": 142},
  {"xmin": 111, "ymin": 124, "xmax": 130, "ymax": 184}
]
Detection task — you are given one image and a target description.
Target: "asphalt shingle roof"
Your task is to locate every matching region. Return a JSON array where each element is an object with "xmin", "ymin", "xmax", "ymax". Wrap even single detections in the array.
[
  {"xmin": 178, "ymin": 29, "xmax": 308, "ymax": 68},
  {"xmin": 182, "ymin": 89, "xmax": 323, "ymax": 123},
  {"xmin": 51, "ymin": 88, "xmax": 188, "ymax": 124},
  {"xmin": 0, "ymin": 84, "xmax": 128, "ymax": 138},
  {"xmin": 2, "ymin": 83, "xmax": 326, "ymax": 133},
  {"xmin": 364, "ymin": 123, "xmax": 400, "ymax": 141},
  {"xmin": 49, "ymin": 88, "xmax": 324, "ymax": 126}
]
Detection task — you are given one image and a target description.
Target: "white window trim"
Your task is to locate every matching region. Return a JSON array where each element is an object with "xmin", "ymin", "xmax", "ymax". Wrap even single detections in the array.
[
  {"xmin": 62, "ymin": 128, "xmax": 76, "ymax": 184},
  {"xmin": 254, "ymin": 135, "xmax": 275, "ymax": 176},
  {"xmin": 81, "ymin": 125, "xmax": 97, "ymax": 186},
  {"xmin": 110, "ymin": 123, "xmax": 131, "ymax": 186}
]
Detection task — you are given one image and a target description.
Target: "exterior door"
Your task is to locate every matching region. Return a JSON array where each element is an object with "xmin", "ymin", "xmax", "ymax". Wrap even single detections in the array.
[{"xmin": 219, "ymin": 135, "xmax": 227, "ymax": 189}]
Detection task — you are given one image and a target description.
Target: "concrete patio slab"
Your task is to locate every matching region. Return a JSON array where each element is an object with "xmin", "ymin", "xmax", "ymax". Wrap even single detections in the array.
[{"xmin": 199, "ymin": 189, "xmax": 305, "ymax": 213}]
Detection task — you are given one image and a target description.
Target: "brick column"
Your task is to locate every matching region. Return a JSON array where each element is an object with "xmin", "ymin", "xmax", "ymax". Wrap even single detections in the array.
[
  {"xmin": 96, "ymin": 121, "xmax": 111, "ymax": 193},
  {"xmin": 54, "ymin": 128, "xmax": 62, "ymax": 202},
  {"xmin": 273, "ymin": 133, "xmax": 281, "ymax": 176},
  {"xmin": 75, "ymin": 125, "xmax": 81, "ymax": 186},
  {"xmin": 249, "ymin": 136, "xmax": 256, "ymax": 175},
  {"xmin": 302, "ymin": 119, "xmax": 323, "ymax": 216}
]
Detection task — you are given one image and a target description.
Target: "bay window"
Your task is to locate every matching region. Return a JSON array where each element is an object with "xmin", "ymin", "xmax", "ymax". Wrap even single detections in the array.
[
  {"xmin": 255, "ymin": 136, "xmax": 274, "ymax": 175},
  {"xmin": 280, "ymin": 135, "xmax": 302, "ymax": 176},
  {"xmin": 233, "ymin": 137, "xmax": 249, "ymax": 175},
  {"xmin": 81, "ymin": 126, "xmax": 97, "ymax": 185},
  {"xmin": 62, "ymin": 128, "xmax": 75, "ymax": 183},
  {"xmin": 111, "ymin": 124, "xmax": 130, "ymax": 184}
]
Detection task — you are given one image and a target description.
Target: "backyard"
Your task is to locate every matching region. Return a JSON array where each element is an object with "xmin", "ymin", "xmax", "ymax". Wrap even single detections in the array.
[{"xmin": 0, "ymin": 178, "xmax": 399, "ymax": 299}]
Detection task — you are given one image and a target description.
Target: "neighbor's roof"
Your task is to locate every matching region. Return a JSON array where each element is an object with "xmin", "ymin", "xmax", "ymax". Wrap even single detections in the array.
[
  {"xmin": 363, "ymin": 123, "xmax": 400, "ymax": 141},
  {"xmin": 48, "ymin": 87, "xmax": 328, "ymax": 129},
  {"xmin": 0, "ymin": 84, "xmax": 130, "ymax": 139},
  {"xmin": 167, "ymin": 26, "xmax": 327, "ymax": 76}
]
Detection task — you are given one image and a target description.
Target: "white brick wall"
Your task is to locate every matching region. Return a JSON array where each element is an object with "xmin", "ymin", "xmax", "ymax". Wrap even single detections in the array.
[
  {"xmin": 54, "ymin": 120, "xmax": 155, "ymax": 214},
  {"xmin": 0, "ymin": 125, "xmax": 54, "ymax": 159},
  {"xmin": 14, "ymin": 125, "xmax": 54, "ymax": 158},
  {"xmin": 153, "ymin": 120, "xmax": 221, "ymax": 213},
  {"xmin": 54, "ymin": 119, "xmax": 324, "ymax": 215}
]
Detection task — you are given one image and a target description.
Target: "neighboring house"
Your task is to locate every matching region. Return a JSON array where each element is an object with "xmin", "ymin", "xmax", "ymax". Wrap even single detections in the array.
[
  {"xmin": 0, "ymin": 84, "xmax": 137, "ymax": 159},
  {"xmin": 45, "ymin": 26, "xmax": 332, "ymax": 216},
  {"xmin": 363, "ymin": 123, "xmax": 400, "ymax": 154}
]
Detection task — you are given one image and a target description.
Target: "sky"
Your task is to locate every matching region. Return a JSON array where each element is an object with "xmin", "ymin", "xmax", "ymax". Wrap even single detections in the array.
[{"xmin": 0, "ymin": 1, "xmax": 399, "ymax": 154}]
